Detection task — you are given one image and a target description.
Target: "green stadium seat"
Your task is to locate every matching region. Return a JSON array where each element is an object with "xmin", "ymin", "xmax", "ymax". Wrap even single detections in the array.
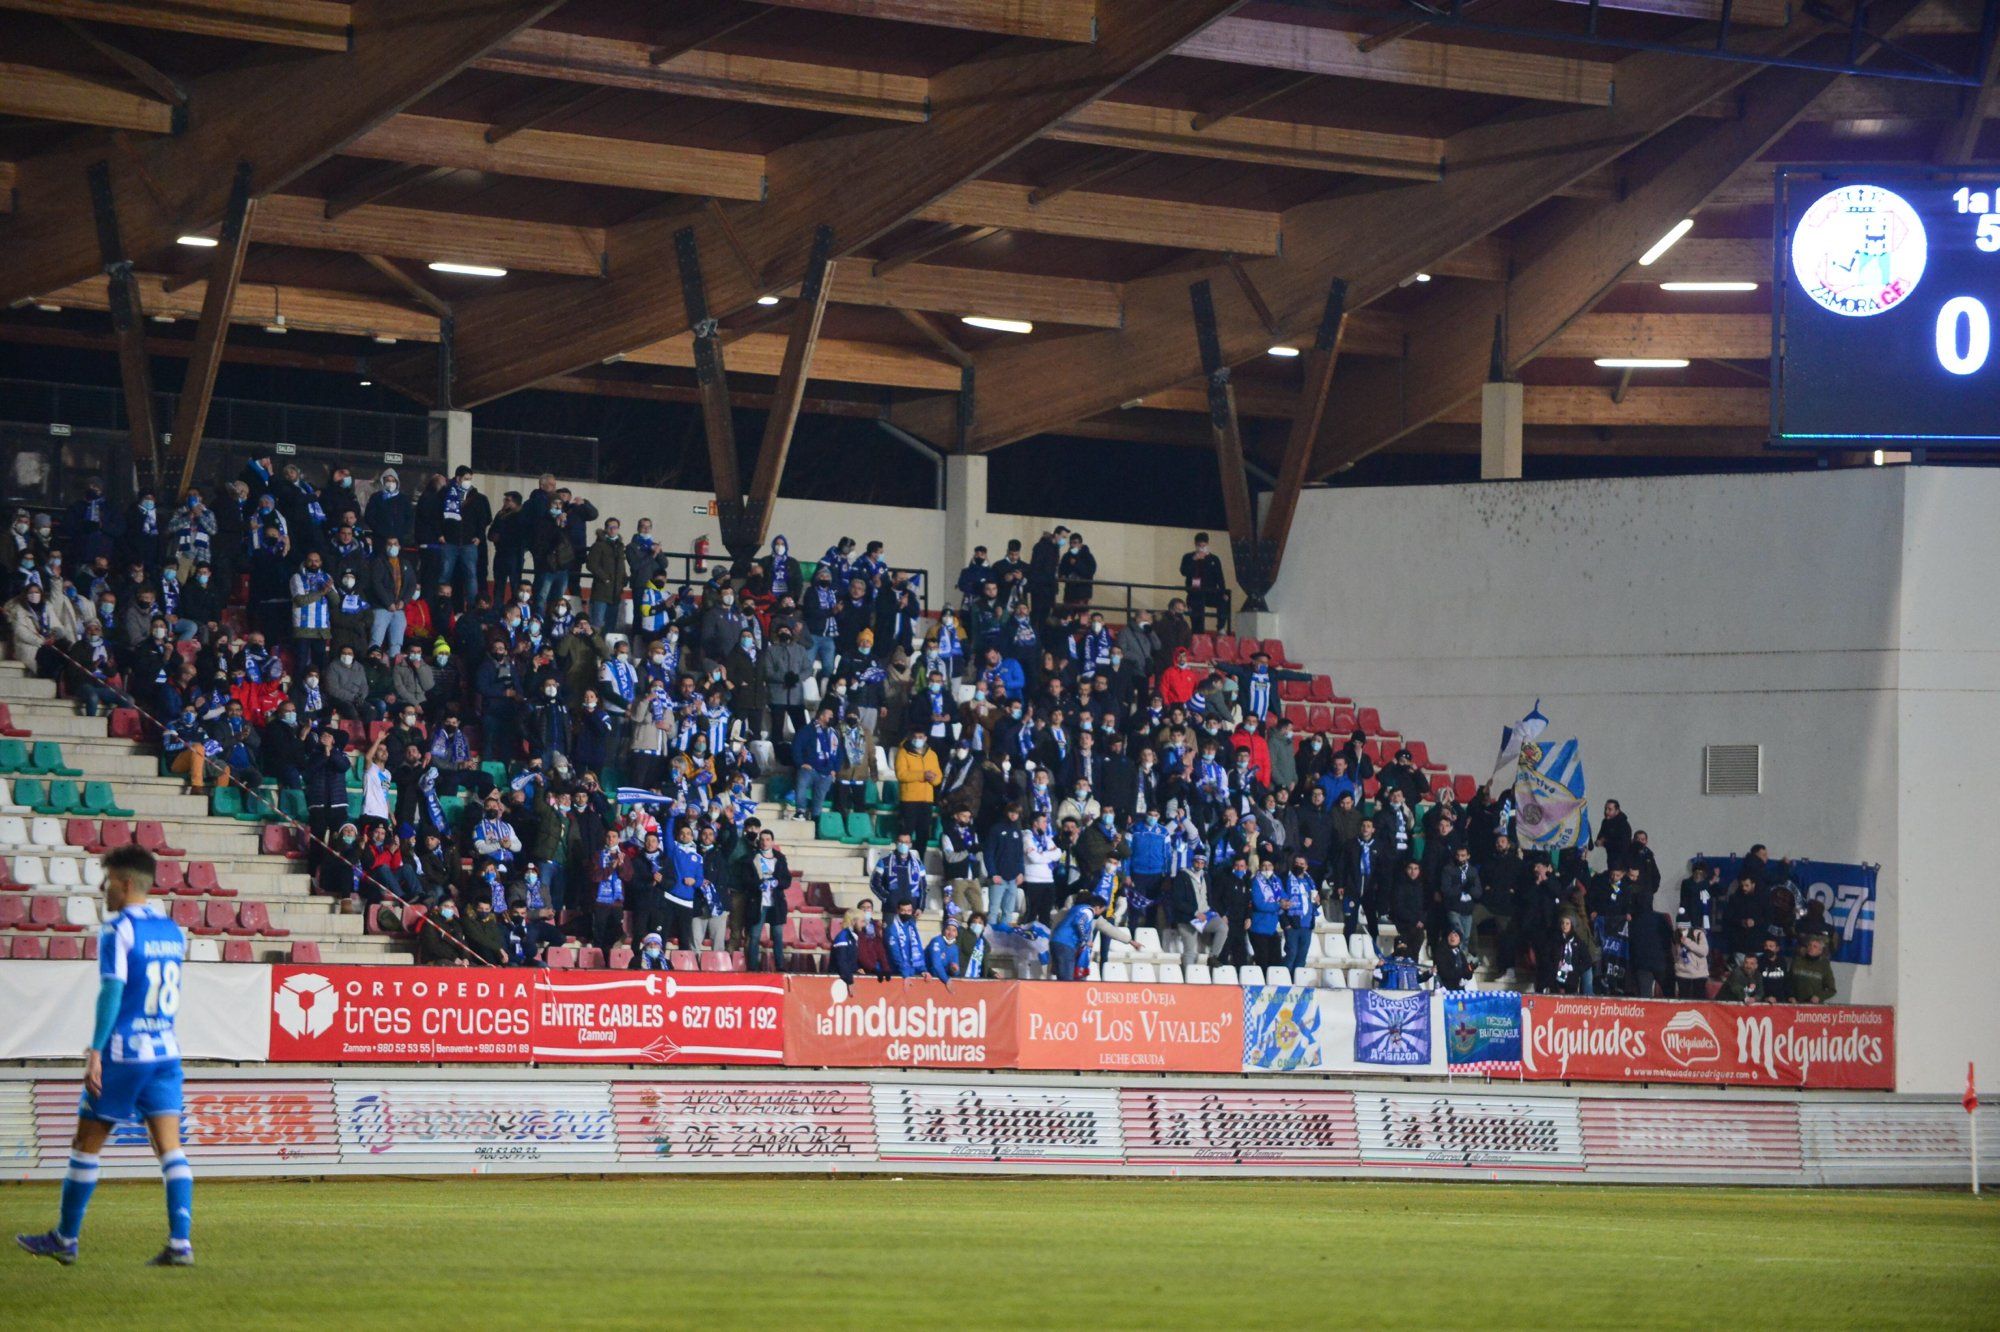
[
  {"xmin": 870, "ymin": 812, "xmax": 901, "ymax": 845},
  {"xmin": 39, "ymin": 780, "xmax": 81, "ymax": 815},
  {"xmin": 862, "ymin": 779, "xmax": 880, "ymax": 806},
  {"xmin": 30, "ymin": 742, "xmax": 81, "ymax": 777},
  {"xmin": 0, "ymin": 739, "xmax": 30, "ymax": 774},
  {"xmin": 11, "ymin": 777, "xmax": 47, "ymax": 810},
  {"xmin": 278, "ymin": 788, "xmax": 310, "ymax": 823},
  {"xmin": 81, "ymin": 782, "xmax": 134, "ymax": 818},
  {"xmin": 816, "ymin": 810, "xmax": 847, "ymax": 842},
  {"xmin": 209, "ymin": 786, "xmax": 246, "ymax": 820},
  {"xmin": 841, "ymin": 811, "xmax": 874, "ymax": 846},
  {"xmin": 347, "ymin": 790, "xmax": 365, "ymax": 821},
  {"xmin": 765, "ymin": 772, "xmax": 794, "ymax": 803},
  {"xmin": 481, "ymin": 761, "xmax": 509, "ymax": 788},
  {"xmin": 873, "ymin": 780, "xmax": 900, "ymax": 811}
]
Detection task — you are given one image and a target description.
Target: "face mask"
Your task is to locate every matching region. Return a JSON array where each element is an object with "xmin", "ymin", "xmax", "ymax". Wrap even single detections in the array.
[
  {"xmin": 341, "ymin": 577, "xmax": 357, "ymax": 590},
  {"xmin": 545, "ymin": 686, "xmax": 559, "ymax": 699},
  {"xmin": 383, "ymin": 482, "xmax": 399, "ymax": 496},
  {"xmin": 281, "ymin": 712, "xmax": 297, "ymax": 725},
  {"xmin": 740, "ymin": 636, "xmax": 754, "ymax": 648},
  {"xmin": 439, "ymin": 906, "xmax": 457, "ymax": 920},
  {"xmin": 152, "ymin": 627, "xmax": 168, "ymax": 641},
  {"xmin": 386, "ymin": 544, "xmax": 400, "ymax": 557},
  {"xmin": 340, "ymin": 654, "xmax": 354, "ymax": 666}
]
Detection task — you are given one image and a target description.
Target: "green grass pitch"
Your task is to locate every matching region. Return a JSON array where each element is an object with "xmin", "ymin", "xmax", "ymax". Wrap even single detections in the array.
[{"xmin": 4, "ymin": 1177, "xmax": 1995, "ymax": 1328}]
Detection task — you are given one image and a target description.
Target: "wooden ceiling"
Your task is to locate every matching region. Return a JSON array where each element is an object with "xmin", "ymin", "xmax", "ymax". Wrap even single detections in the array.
[{"xmin": 1, "ymin": 0, "xmax": 1994, "ymax": 473}]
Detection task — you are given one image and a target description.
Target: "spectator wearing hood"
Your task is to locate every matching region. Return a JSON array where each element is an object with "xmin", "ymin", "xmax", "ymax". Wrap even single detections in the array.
[{"xmin": 892, "ymin": 732, "xmax": 943, "ymax": 849}]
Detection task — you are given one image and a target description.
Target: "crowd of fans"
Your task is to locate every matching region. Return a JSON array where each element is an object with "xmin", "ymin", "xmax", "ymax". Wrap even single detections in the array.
[{"xmin": 0, "ymin": 461, "xmax": 1840, "ymax": 1000}]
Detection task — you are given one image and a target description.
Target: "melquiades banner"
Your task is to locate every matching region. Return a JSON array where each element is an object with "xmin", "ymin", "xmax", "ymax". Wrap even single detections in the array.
[
  {"xmin": 268, "ymin": 966, "xmax": 785, "ymax": 1065},
  {"xmin": 1016, "ymin": 980, "xmax": 1241, "ymax": 1073},
  {"xmin": 784, "ymin": 976, "xmax": 1019, "ymax": 1068},
  {"xmin": 1520, "ymin": 997, "xmax": 1894, "ymax": 1089}
]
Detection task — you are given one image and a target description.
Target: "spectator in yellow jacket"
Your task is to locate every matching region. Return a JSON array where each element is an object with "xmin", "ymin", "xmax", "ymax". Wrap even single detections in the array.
[{"xmin": 893, "ymin": 733, "xmax": 943, "ymax": 850}]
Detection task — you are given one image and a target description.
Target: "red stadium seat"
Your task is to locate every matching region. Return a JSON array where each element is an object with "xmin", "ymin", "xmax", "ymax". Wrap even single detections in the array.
[
  {"xmin": 1453, "ymin": 775, "xmax": 1478, "ymax": 803},
  {"xmin": 11, "ymin": 936, "xmax": 45, "ymax": 959},
  {"xmin": 806, "ymin": 882, "xmax": 836, "ymax": 911},
  {"xmin": 669, "ymin": 950, "xmax": 697, "ymax": 971},
  {"xmin": 1282, "ymin": 704, "xmax": 1311, "ymax": 730},
  {"xmin": 136, "ymin": 821, "xmax": 185, "ymax": 857},
  {"xmin": 197, "ymin": 900, "xmax": 236, "ymax": 936},
  {"xmin": 20, "ymin": 896, "xmax": 58, "ymax": 931},
  {"xmin": 1305, "ymin": 705, "xmax": 1333, "ymax": 734},
  {"xmin": 187, "ymin": 862, "xmax": 232, "ymax": 896},
  {"xmin": 108, "ymin": 708, "xmax": 145, "ymax": 740},
  {"xmin": 223, "ymin": 941, "xmax": 254, "ymax": 963},
  {"xmin": 784, "ymin": 884, "xmax": 810, "ymax": 912},
  {"xmin": 65, "ymin": 819, "xmax": 97, "ymax": 849},
  {"xmin": 609, "ymin": 946, "xmax": 633, "ymax": 970},
  {"xmin": 699, "ymin": 951, "xmax": 731, "ymax": 972},
  {"xmin": 1429, "ymin": 773, "xmax": 1455, "ymax": 799},
  {"xmin": 1332, "ymin": 708, "xmax": 1358, "ymax": 735},
  {"xmin": 1404, "ymin": 741, "xmax": 1433, "ymax": 769},
  {"xmin": 0, "ymin": 896, "xmax": 26, "ymax": 929},
  {"xmin": 577, "ymin": 946, "xmax": 605, "ymax": 970},
  {"xmin": 242, "ymin": 900, "xmax": 290, "ymax": 937},
  {"xmin": 1362, "ymin": 777, "xmax": 1381, "ymax": 799},
  {"xmin": 48, "ymin": 936, "xmax": 84, "ymax": 961},
  {"xmin": 261, "ymin": 825, "xmax": 304, "ymax": 859},
  {"xmin": 1188, "ymin": 633, "xmax": 1214, "ymax": 663},
  {"xmin": 1357, "ymin": 708, "xmax": 1385, "ymax": 736},
  {"xmin": 155, "ymin": 859, "xmax": 189, "ymax": 893},
  {"xmin": 170, "ymin": 899, "xmax": 200, "ymax": 931},
  {"xmin": 796, "ymin": 915, "xmax": 829, "ymax": 950},
  {"xmin": 1278, "ymin": 679, "xmax": 1308, "ymax": 702},
  {"xmin": 1212, "ymin": 635, "xmax": 1240, "ymax": 664},
  {"xmin": 0, "ymin": 704, "xmax": 29, "ymax": 737},
  {"xmin": 41, "ymin": 895, "xmax": 84, "ymax": 933},
  {"xmin": 289, "ymin": 940, "xmax": 322, "ymax": 964},
  {"xmin": 1264, "ymin": 638, "xmax": 1301, "ymax": 669},
  {"xmin": 1307, "ymin": 675, "xmax": 1334, "ymax": 703},
  {"xmin": 93, "ymin": 820, "xmax": 134, "ymax": 854},
  {"xmin": 83, "ymin": 936, "xmax": 97, "ymax": 961},
  {"xmin": 545, "ymin": 946, "xmax": 577, "ymax": 969}
]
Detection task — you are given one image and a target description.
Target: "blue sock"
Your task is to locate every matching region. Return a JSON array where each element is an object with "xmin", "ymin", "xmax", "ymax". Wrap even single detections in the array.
[
  {"xmin": 161, "ymin": 1150, "xmax": 193, "ymax": 1247},
  {"xmin": 57, "ymin": 1153, "xmax": 99, "ymax": 1242}
]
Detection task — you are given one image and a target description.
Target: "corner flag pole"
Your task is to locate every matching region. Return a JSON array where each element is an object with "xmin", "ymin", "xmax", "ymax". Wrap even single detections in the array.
[{"xmin": 1967, "ymin": 1061, "xmax": 1981, "ymax": 1197}]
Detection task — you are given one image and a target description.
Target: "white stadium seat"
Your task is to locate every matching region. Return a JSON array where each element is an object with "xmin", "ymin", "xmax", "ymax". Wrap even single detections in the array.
[
  {"xmin": 1210, "ymin": 965, "xmax": 1238, "ymax": 986},
  {"xmin": 1129, "ymin": 962, "xmax": 1157, "ymax": 984},
  {"xmin": 1319, "ymin": 933, "xmax": 1351, "ymax": 964},
  {"xmin": 1292, "ymin": 967, "xmax": 1320, "ymax": 988},
  {"xmin": 1348, "ymin": 934, "xmax": 1379, "ymax": 965},
  {"xmin": 1184, "ymin": 963, "xmax": 1212, "ymax": 985},
  {"xmin": 63, "ymin": 896, "xmax": 99, "ymax": 928},
  {"xmin": 29, "ymin": 817, "xmax": 65, "ymax": 851},
  {"xmin": 83, "ymin": 859, "xmax": 104, "ymax": 887},
  {"xmin": 186, "ymin": 938, "xmax": 222, "ymax": 963},
  {"xmin": 11, "ymin": 856, "xmax": 45, "ymax": 886},
  {"xmin": 1265, "ymin": 966, "xmax": 1292, "ymax": 987},
  {"xmin": 0, "ymin": 815, "xmax": 29, "ymax": 849},
  {"xmin": 1156, "ymin": 962, "xmax": 1184, "ymax": 985},
  {"xmin": 1349, "ymin": 968, "xmax": 1374, "ymax": 989},
  {"xmin": 1101, "ymin": 961, "xmax": 1131, "ymax": 982},
  {"xmin": 47, "ymin": 856, "xmax": 82, "ymax": 887},
  {"xmin": 1238, "ymin": 965, "xmax": 1266, "ymax": 987},
  {"xmin": 1322, "ymin": 967, "xmax": 1347, "ymax": 989},
  {"xmin": 1132, "ymin": 927, "xmax": 1164, "ymax": 957},
  {"xmin": 0, "ymin": 783, "xmax": 28, "ymax": 815}
]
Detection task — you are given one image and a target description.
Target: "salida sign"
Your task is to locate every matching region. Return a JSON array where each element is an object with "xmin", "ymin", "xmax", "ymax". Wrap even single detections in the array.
[
  {"xmin": 1520, "ymin": 997, "xmax": 1893, "ymax": 1089},
  {"xmin": 268, "ymin": 966, "xmax": 784, "ymax": 1065}
]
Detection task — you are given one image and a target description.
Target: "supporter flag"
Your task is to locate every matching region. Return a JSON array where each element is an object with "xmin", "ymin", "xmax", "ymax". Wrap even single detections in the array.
[
  {"xmin": 615, "ymin": 788, "xmax": 676, "ymax": 807},
  {"xmin": 1444, "ymin": 992, "xmax": 1523, "ymax": 1073},
  {"xmin": 1514, "ymin": 736, "xmax": 1590, "ymax": 851},
  {"xmin": 1491, "ymin": 700, "xmax": 1549, "ymax": 782}
]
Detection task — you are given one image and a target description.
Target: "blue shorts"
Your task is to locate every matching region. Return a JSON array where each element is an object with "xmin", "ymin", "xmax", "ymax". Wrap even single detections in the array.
[{"xmin": 78, "ymin": 1059, "xmax": 184, "ymax": 1126}]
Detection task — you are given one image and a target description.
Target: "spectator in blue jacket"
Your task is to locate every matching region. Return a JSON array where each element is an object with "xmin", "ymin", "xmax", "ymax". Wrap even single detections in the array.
[
  {"xmin": 1125, "ymin": 809, "xmax": 1172, "ymax": 932},
  {"xmin": 1248, "ymin": 858, "xmax": 1285, "ymax": 969},
  {"xmin": 983, "ymin": 803, "xmax": 1026, "ymax": 925},
  {"xmin": 886, "ymin": 901, "xmax": 926, "ymax": 978},
  {"xmin": 925, "ymin": 919, "xmax": 962, "ymax": 981},
  {"xmin": 1049, "ymin": 895, "xmax": 1106, "ymax": 982},
  {"xmin": 665, "ymin": 824, "xmax": 704, "ymax": 952},
  {"xmin": 790, "ymin": 704, "xmax": 842, "ymax": 822},
  {"xmin": 1281, "ymin": 852, "xmax": 1319, "ymax": 973}
]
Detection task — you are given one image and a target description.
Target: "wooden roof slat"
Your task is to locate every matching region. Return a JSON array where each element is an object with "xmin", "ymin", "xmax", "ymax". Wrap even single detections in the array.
[
  {"xmin": 253, "ymin": 193, "xmax": 606, "ymax": 276},
  {"xmin": 762, "ymin": 0, "xmax": 1097, "ymax": 42},
  {"xmin": 1053, "ymin": 99, "xmax": 1441, "ymax": 180},
  {"xmin": 347, "ymin": 112, "xmax": 769, "ymax": 199},
  {"xmin": 1178, "ymin": 18, "xmax": 1616, "ymax": 106},
  {"xmin": 0, "ymin": 0, "xmax": 352, "ymax": 50},
  {"xmin": 917, "ymin": 178, "xmax": 1282, "ymax": 254},
  {"xmin": 0, "ymin": 61, "xmax": 177, "ymax": 133}
]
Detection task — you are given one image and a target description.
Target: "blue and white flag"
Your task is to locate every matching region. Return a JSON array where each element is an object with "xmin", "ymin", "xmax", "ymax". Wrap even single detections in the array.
[
  {"xmin": 1514, "ymin": 735, "xmax": 1590, "ymax": 850},
  {"xmin": 1354, "ymin": 991, "xmax": 1431, "ymax": 1066},
  {"xmin": 615, "ymin": 787, "xmax": 678, "ymax": 808},
  {"xmin": 1492, "ymin": 699, "xmax": 1549, "ymax": 781}
]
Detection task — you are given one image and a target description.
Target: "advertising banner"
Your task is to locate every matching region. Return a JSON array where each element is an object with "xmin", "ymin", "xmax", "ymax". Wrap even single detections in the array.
[
  {"xmin": 1443, "ymin": 992, "xmax": 1523, "ymax": 1071},
  {"xmin": 335, "ymin": 1080, "xmax": 616, "ymax": 1163},
  {"xmin": 269, "ymin": 966, "xmax": 784, "ymax": 1065},
  {"xmin": 871, "ymin": 1083, "xmax": 1123, "ymax": 1163},
  {"xmin": 1521, "ymin": 997, "xmax": 1894, "ymax": 1089},
  {"xmin": 1355, "ymin": 1092, "xmax": 1585, "ymax": 1170},
  {"xmin": 1578, "ymin": 1099, "xmax": 1803, "ymax": 1172},
  {"xmin": 1016, "ymin": 980, "xmax": 1239, "ymax": 1072},
  {"xmin": 784, "ymin": 976, "xmax": 1017, "ymax": 1068},
  {"xmin": 0, "ymin": 959, "xmax": 271, "ymax": 1062},
  {"xmin": 612, "ymin": 1082, "xmax": 877, "ymax": 1163},
  {"xmin": 31, "ymin": 1080, "xmax": 338, "ymax": 1166},
  {"xmin": 1119, "ymin": 1088, "xmax": 1360, "ymax": 1166}
]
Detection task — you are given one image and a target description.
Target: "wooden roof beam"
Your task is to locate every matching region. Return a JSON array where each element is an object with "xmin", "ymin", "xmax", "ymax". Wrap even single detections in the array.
[
  {"xmin": 254, "ymin": 193, "xmax": 606, "ymax": 277},
  {"xmin": 922, "ymin": 6, "xmax": 1890, "ymax": 456},
  {"xmin": 0, "ymin": 62, "xmax": 177, "ymax": 133},
  {"xmin": 1053, "ymin": 99, "xmax": 1441, "ymax": 180},
  {"xmin": 0, "ymin": 1, "xmax": 352, "ymax": 50},
  {"xmin": 1, "ymin": 0, "xmax": 565, "ymax": 307},
  {"xmin": 761, "ymin": 0, "xmax": 1097, "ymax": 42},
  {"xmin": 1310, "ymin": 15, "xmax": 1928, "ymax": 478},
  {"xmin": 391, "ymin": 0, "xmax": 1250, "ymax": 406},
  {"xmin": 323, "ymin": 160, "xmax": 455, "ymax": 220},
  {"xmin": 167, "ymin": 163, "xmax": 254, "ymax": 494}
]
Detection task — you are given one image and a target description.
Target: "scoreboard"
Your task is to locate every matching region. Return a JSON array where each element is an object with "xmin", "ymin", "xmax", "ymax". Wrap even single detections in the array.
[{"xmin": 1773, "ymin": 167, "xmax": 2000, "ymax": 445}]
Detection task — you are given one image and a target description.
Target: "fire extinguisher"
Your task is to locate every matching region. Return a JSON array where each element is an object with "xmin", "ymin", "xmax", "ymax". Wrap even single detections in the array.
[{"xmin": 692, "ymin": 534, "xmax": 710, "ymax": 575}]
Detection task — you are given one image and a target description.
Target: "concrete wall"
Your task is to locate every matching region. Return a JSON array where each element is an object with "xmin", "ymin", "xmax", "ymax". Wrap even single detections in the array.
[
  {"xmin": 1277, "ymin": 467, "xmax": 1995, "ymax": 1092},
  {"xmin": 477, "ymin": 472, "xmax": 1224, "ymax": 600}
]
